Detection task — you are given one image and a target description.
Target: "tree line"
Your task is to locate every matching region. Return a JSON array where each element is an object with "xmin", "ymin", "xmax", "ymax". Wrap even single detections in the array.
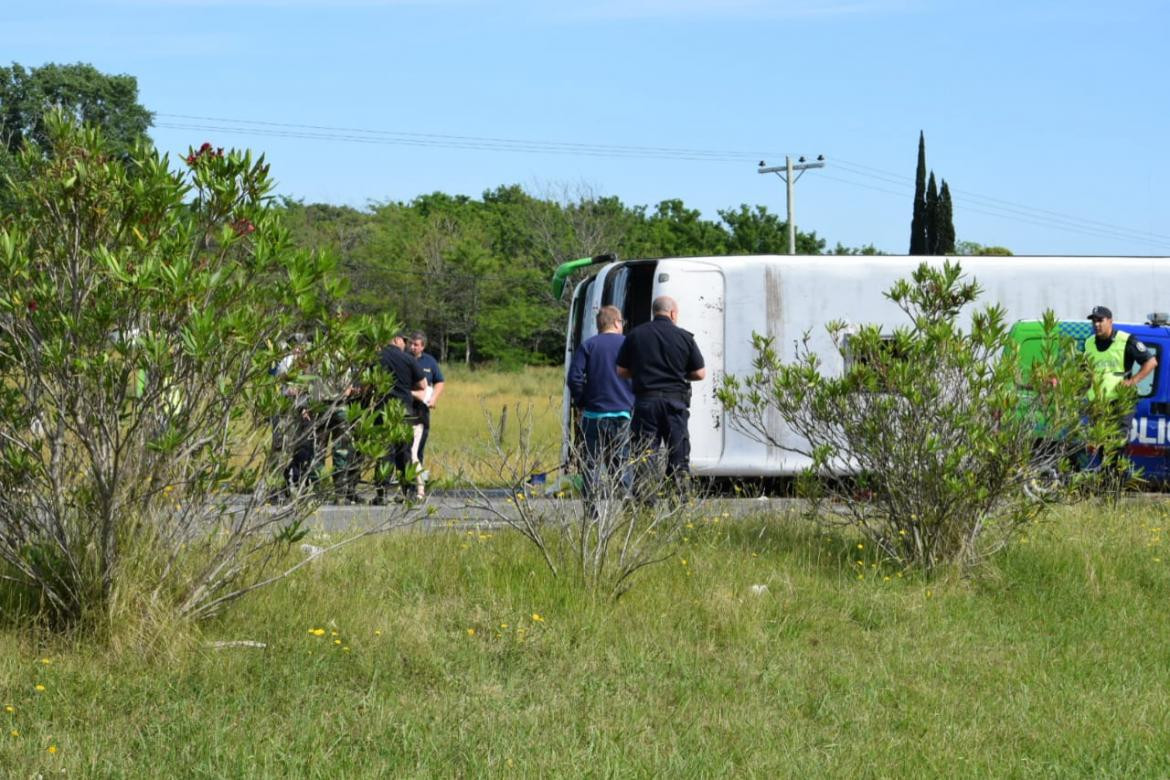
[
  {"xmin": 278, "ymin": 189, "xmax": 883, "ymax": 367},
  {"xmin": 4, "ymin": 61, "xmax": 1014, "ymax": 369}
]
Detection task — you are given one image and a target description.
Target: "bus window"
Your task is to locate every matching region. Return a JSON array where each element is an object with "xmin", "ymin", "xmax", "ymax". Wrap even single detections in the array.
[
  {"xmin": 602, "ymin": 261, "xmax": 656, "ymax": 329},
  {"xmin": 569, "ymin": 275, "xmax": 596, "ymax": 353}
]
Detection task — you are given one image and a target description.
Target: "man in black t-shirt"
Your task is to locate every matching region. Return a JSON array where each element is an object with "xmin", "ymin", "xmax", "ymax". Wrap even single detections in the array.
[
  {"xmin": 616, "ymin": 296, "xmax": 706, "ymax": 492},
  {"xmin": 374, "ymin": 334, "xmax": 427, "ymax": 504}
]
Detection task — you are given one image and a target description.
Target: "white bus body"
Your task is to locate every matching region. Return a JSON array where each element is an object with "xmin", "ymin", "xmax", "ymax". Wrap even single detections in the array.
[{"xmin": 562, "ymin": 254, "xmax": 1170, "ymax": 477}]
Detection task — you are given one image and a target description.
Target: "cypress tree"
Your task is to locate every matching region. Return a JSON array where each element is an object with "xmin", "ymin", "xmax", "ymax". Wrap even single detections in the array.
[
  {"xmin": 936, "ymin": 180, "xmax": 956, "ymax": 255},
  {"xmin": 925, "ymin": 172, "xmax": 939, "ymax": 254},
  {"xmin": 909, "ymin": 131, "xmax": 927, "ymax": 255}
]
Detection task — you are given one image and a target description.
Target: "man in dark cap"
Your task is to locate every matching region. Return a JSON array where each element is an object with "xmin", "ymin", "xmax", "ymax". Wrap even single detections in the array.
[{"xmin": 1085, "ymin": 305, "xmax": 1157, "ymax": 401}]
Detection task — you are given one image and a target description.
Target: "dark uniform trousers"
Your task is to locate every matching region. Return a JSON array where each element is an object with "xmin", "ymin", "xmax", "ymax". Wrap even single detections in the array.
[{"xmin": 632, "ymin": 395, "xmax": 691, "ymax": 482}]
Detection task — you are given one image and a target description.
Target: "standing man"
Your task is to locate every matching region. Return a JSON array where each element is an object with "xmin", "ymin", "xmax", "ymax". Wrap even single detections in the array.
[
  {"xmin": 1085, "ymin": 306, "xmax": 1157, "ymax": 467},
  {"xmin": 1085, "ymin": 305, "xmax": 1157, "ymax": 401},
  {"xmin": 407, "ymin": 332, "xmax": 445, "ymax": 497},
  {"xmin": 616, "ymin": 296, "xmax": 706, "ymax": 494},
  {"xmin": 567, "ymin": 305, "xmax": 635, "ymax": 505},
  {"xmin": 374, "ymin": 334, "xmax": 427, "ymax": 504}
]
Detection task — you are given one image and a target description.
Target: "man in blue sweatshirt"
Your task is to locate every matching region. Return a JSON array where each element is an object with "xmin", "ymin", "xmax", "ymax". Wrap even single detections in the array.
[{"xmin": 567, "ymin": 305, "xmax": 635, "ymax": 505}]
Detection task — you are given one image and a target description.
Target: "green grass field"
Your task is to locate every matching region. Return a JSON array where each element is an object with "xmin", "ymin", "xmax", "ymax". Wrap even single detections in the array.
[
  {"xmin": 424, "ymin": 364, "xmax": 564, "ymax": 486},
  {"xmin": 3, "ymin": 502, "xmax": 1169, "ymax": 776}
]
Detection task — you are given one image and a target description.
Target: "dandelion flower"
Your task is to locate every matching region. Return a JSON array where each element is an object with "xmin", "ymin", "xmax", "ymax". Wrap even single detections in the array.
[
  {"xmin": 4, "ymin": 705, "xmax": 13, "ymax": 713},
  {"xmin": 374, "ymin": 630, "xmax": 383, "ymax": 637},
  {"xmin": 343, "ymin": 646, "xmax": 351, "ymax": 652},
  {"xmin": 10, "ymin": 730, "xmax": 18, "ymax": 738},
  {"xmin": 309, "ymin": 628, "xmax": 326, "ymax": 637},
  {"xmin": 34, "ymin": 684, "xmax": 45, "ymax": 692},
  {"xmin": 857, "ymin": 543, "xmax": 864, "ymax": 550},
  {"xmin": 47, "ymin": 745, "xmax": 57, "ymax": 754},
  {"xmin": 39, "ymin": 658, "xmax": 51, "ymax": 665},
  {"xmin": 680, "ymin": 558, "xmax": 688, "ymax": 566},
  {"xmin": 500, "ymin": 623, "xmax": 509, "ymax": 629},
  {"xmin": 467, "ymin": 628, "xmax": 476, "ymax": 637},
  {"xmin": 333, "ymin": 639, "xmax": 341, "ymax": 646},
  {"xmin": 531, "ymin": 613, "xmax": 544, "ymax": 622}
]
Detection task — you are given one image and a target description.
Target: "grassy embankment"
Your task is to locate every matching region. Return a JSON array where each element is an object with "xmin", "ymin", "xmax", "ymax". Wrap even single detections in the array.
[{"xmin": 3, "ymin": 502, "xmax": 1170, "ymax": 776}]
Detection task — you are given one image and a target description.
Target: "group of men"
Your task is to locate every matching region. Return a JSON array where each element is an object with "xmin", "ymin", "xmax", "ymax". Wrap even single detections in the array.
[
  {"xmin": 372, "ymin": 331, "xmax": 446, "ymax": 504},
  {"xmin": 276, "ymin": 331, "xmax": 445, "ymax": 505},
  {"xmin": 567, "ymin": 296, "xmax": 705, "ymax": 505}
]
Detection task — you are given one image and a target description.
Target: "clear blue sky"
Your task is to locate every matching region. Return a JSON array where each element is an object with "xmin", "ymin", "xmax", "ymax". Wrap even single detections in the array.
[{"xmin": 8, "ymin": 0, "xmax": 1169, "ymax": 255}]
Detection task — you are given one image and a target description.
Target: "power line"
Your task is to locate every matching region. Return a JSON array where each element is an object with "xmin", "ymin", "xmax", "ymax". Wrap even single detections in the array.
[
  {"xmin": 153, "ymin": 113, "xmax": 1170, "ymax": 250},
  {"xmin": 820, "ymin": 173, "xmax": 1170, "ymax": 249},
  {"xmin": 833, "ymin": 157, "xmax": 1170, "ymax": 244}
]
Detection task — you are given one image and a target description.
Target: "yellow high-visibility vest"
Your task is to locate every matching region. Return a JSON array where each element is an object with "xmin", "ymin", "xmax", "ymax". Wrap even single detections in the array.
[{"xmin": 1084, "ymin": 330, "xmax": 1129, "ymax": 399}]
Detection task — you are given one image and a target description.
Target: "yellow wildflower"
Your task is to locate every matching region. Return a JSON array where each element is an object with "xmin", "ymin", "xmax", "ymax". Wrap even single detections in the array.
[
  {"xmin": 333, "ymin": 639, "xmax": 341, "ymax": 646},
  {"xmin": 309, "ymin": 628, "xmax": 326, "ymax": 637},
  {"xmin": 47, "ymin": 745, "xmax": 57, "ymax": 754},
  {"xmin": 857, "ymin": 543, "xmax": 864, "ymax": 550},
  {"xmin": 39, "ymin": 658, "xmax": 51, "ymax": 665},
  {"xmin": 34, "ymin": 684, "xmax": 45, "ymax": 692},
  {"xmin": 374, "ymin": 630, "xmax": 383, "ymax": 637},
  {"xmin": 467, "ymin": 628, "xmax": 476, "ymax": 637},
  {"xmin": 10, "ymin": 730, "xmax": 18, "ymax": 738},
  {"xmin": 531, "ymin": 613, "xmax": 544, "ymax": 622},
  {"xmin": 4, "ymin": 705, "xmax": 13, "ymax": 713},
  {"xmin": 343, "ymin": 646, "xmax": 351, "ymax": 652}
]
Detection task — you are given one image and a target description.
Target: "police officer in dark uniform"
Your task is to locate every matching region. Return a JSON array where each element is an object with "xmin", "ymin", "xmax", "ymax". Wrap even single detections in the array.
[
  {"xmin": 615, "ymin": 296, "xmax": 706, "ymax": 492},
  {"xmin": 373, "ymin": 334, "xmax": 427, "ymax": 504}
]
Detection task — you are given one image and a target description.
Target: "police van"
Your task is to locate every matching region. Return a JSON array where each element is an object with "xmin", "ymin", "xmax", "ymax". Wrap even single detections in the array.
[
  {"xmin": 556, "ymin": 253, "xmax": 1170, "ymax": 478},
  {"xmin": 1011, "ymin": 316, "xmax": 1170, "ymax": 481}
]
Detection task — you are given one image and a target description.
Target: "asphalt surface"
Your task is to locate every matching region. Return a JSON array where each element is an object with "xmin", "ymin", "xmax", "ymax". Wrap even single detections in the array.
[{"xmin": 305, "ymin": 491, "xmax": 798, "ymax": 534}]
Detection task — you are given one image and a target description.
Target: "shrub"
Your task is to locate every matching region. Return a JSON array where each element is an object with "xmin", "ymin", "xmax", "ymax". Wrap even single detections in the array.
[
  {"xmin": 0, "ymin": 114, "xmax": 408, "ymax": 634},
  {"xmin": 718, "ymin": 261, "xmax": 1124, "ymax": 573}
]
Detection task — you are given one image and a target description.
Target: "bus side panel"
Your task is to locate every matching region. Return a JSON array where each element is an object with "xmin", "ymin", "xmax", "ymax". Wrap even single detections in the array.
[{"xmin": 654, "ymin": 264, "xmax": 726, "ymax": 470}]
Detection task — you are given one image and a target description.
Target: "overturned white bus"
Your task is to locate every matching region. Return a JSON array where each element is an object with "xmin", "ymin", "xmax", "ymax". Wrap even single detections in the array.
[{"xmin": 555, "ymin": 253, "xmax": 1170, "ymax": 477}]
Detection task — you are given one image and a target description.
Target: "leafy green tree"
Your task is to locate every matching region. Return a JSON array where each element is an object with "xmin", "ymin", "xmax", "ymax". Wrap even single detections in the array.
[
  {"xmin": 718, "ymin": 261, "xmax": 1121, "ymax": 573},
  {"xmin": 0, "ymin": 115, "xmax": 406, "ymax": 633},
  {"xmin": 0, "ymin": 62, "xmax": 152, "ymax": 155},
  {"xmin": 909, "ymin": 131, "xmax": 928, "ymax": 255},
  {"xmin": 719, "ymin": 204, "xmax": 825, "ymax": 255},
  {"xmin": 627, "ymin": 199, "xmax": 728, "ymax": 258},
  {"xmin": 956, "ymin": 240, "xmax": 1013, "ymax": 256},
  {"xmin": 832, "ymin": 242, "xmax": 884, "ymax": 255}
]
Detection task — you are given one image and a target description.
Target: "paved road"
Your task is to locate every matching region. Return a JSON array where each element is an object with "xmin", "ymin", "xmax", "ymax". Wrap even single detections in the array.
[{"xmin": 306, "ymin": 492, "xmax": 797, "ymax": 534}]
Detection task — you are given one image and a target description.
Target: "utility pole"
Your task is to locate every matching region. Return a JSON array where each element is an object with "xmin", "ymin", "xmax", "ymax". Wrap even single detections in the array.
[{"xmin": 758, "ymin": 155, "xmax": 826, "ymax": 254}]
